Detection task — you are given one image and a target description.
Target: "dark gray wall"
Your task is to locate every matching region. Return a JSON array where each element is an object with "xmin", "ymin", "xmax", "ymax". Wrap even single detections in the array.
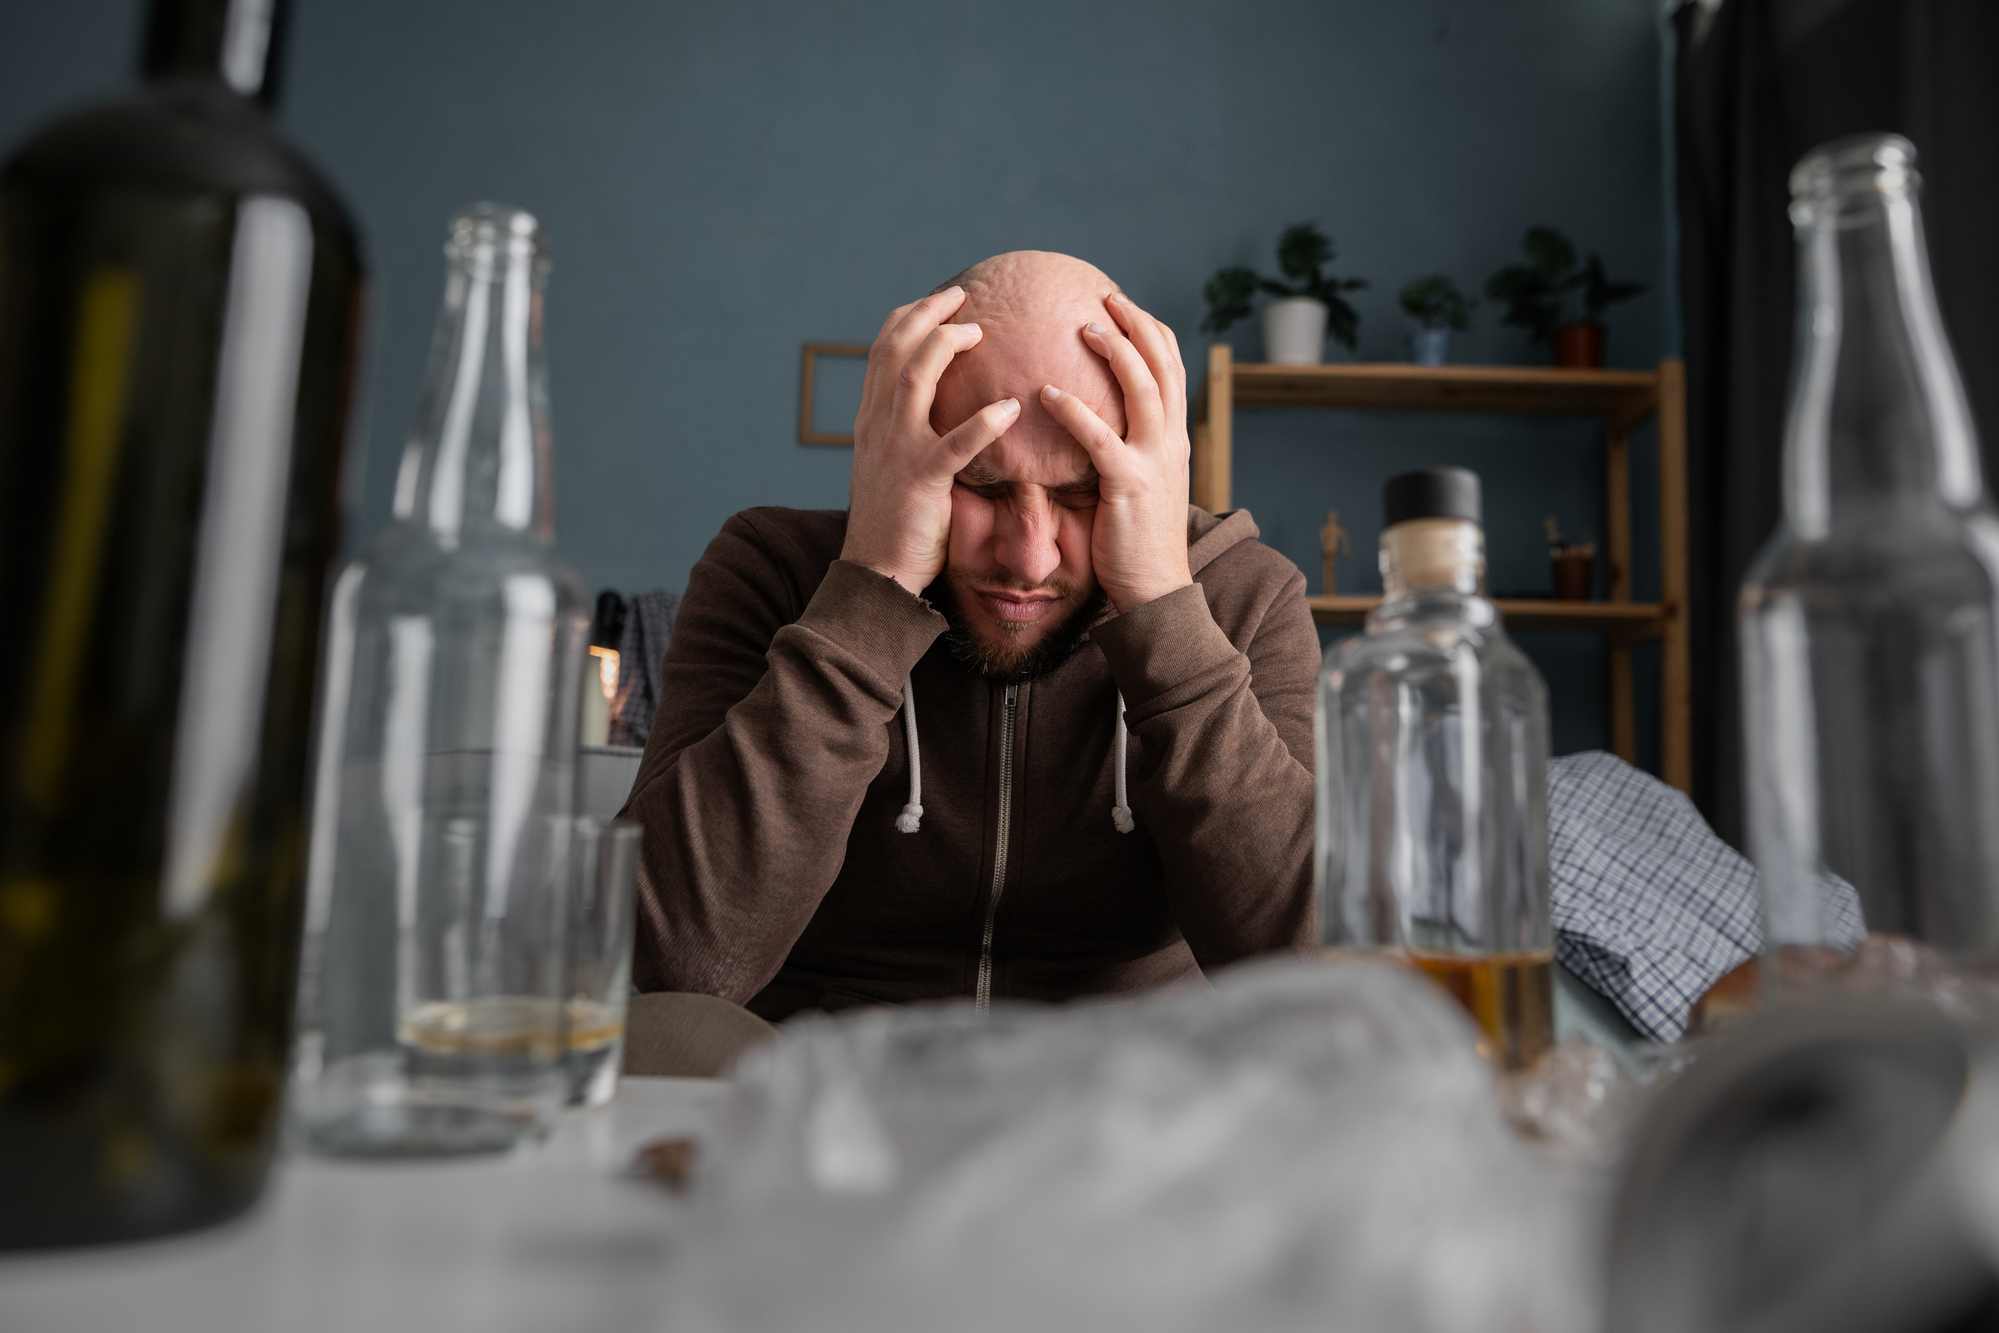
[{"xmin": 0, "ymin": 0, "xmax": 1672, "ymax": 761}]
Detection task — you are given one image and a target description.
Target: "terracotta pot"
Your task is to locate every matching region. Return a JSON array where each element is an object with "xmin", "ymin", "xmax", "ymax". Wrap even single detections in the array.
[
  {"xmin": 1551, "ymin": 321, "xmax": 1606, "ymax": 369},
  {"xmin": 1551, "ymin": 551, "xmax": 1595, "ymax": 601}
]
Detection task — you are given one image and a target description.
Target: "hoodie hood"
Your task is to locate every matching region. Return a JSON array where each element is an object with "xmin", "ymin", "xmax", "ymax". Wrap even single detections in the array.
[{"xmin": 1187, "ymin": 506, "xmax": 1262, "ymax": 577}]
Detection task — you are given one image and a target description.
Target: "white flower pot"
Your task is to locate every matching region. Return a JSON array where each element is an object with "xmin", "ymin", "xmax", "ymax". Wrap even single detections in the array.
[{"xmin": 1260, "ymin": 297, "xmax": 1328, "ymax": 365}]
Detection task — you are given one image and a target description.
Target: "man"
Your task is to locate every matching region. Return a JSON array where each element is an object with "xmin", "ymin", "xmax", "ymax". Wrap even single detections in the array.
[{"xmin": 625, "ymin": 251, "xmax": 1318, "ymax": 1021}]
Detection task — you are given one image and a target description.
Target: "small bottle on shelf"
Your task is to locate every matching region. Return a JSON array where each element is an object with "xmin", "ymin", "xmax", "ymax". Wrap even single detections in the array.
[{"xmin": 1317, "ymin": 468, "xmax": 1554, "ymax": 1067}]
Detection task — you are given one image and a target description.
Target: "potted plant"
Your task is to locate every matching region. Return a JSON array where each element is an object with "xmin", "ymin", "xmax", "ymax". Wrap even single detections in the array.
[
  {"xmin": 1203, "ymin": 222, "xmax": 1366, "ymax": 365},
  {"xmin": 1484, "ymin": 227, "xmax": 1646, "ymax": 369},
  {"xmin": 1399, "ymin": 275, "xmax": 1474, "ymax": 367}
]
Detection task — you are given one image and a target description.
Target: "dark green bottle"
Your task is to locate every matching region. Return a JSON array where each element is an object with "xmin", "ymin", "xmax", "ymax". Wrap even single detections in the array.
[{"xmin": 0, "ymin": 0, "xmax": 363, "ymax": 1248}]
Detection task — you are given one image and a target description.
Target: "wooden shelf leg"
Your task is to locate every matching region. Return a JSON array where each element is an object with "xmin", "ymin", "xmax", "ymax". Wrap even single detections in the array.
[
  {"xmin": 1610, "ymin": 636, "xmax": 1636, "ymax": 765},
  {"xmin": 1195, "ymin": 344, "xmax": 1233, "ymax": 514},
  {"xmin": 1605, "ymin": 427, "xmax": 1631, "ymax": 602},
  {"xmin": 1192, "ymin": 418, "xmax": 1209, "ymax": 508},
  {"xmin": 1658, "ymin": 359, "xmax": 1692, "ymax": 793}
]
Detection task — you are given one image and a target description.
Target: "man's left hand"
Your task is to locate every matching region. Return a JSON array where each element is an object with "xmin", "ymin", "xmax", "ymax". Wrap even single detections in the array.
[{"xmin": 1039, "ymin": 292, "xmax": 1194, "ymax": 614}]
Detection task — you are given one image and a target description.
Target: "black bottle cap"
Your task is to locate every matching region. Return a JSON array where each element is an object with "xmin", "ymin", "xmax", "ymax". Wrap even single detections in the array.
[{"xmin": 1383, "ymin": 467, "xmax": 1481, "ymax": 528}]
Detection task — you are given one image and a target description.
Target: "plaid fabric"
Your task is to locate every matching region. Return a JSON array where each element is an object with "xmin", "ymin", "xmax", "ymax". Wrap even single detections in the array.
[
  {"xmin": 607, "ymin": 588, "xmax": 681, "ymax": 748},
  {"xmin": 1549, "ymin": 751, "xmax": 1862, "ymax": 1043}
]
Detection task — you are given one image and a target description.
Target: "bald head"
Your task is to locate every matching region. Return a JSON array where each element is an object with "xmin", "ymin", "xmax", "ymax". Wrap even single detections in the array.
[{"xmin": 930, "ymin": 251, "xmax": 1127, "ymax": 458}]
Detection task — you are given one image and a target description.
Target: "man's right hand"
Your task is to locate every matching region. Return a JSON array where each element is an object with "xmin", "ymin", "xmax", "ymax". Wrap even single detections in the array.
[{"xmin": 841, "ymin": 287, "xmax": 1020, "ymax": 598}]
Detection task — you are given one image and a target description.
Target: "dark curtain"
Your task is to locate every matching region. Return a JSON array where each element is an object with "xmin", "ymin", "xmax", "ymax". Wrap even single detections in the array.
[{"xmin": 1675, "ymin": 0, "xmax": 1999, "ymax": 846}]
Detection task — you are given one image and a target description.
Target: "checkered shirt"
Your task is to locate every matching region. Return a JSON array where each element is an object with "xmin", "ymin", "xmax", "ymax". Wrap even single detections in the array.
[{"xmin": 1549, "ymin": 751, "xmax": 1862, "ymax": 1042}]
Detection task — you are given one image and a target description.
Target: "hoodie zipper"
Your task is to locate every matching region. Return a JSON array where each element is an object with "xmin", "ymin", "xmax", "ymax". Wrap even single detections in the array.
[{"xmin": 974, "ymin": 682, "xmax": 1018, "ymax": 1013}]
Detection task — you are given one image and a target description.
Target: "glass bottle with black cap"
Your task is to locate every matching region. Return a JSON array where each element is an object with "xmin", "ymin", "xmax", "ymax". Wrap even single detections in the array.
[
  {"xmin": 0, "ymin": 0, "xmax": 363, "ymax": 1248},
  {"xmin": 1316, "ymin": 467, "xmax": 1554, "ymax": 1067}
]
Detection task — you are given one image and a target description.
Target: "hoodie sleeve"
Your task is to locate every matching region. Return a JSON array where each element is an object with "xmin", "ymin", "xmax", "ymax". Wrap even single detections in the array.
[
  {"xmin": 1091, "ymin": 556, "xmax": 1318, "ymax": 965},
  {"xmin": 622, "ymin": 512, "xmax": 946, "ymax": 1000}
]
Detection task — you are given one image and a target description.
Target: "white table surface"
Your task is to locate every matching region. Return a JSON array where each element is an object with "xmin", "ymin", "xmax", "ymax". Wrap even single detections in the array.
[{"xmin": 0, "ymin": 1076, "xmax": 730, "ymax": 1333}]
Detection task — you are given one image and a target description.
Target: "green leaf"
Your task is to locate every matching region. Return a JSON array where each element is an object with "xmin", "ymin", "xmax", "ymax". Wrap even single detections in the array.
[
  {"xmin": 1201, "ymin": 266, "xmax": 1258, "ymax": 334},
  {"xmin": 1324, "ymin": 295, "xmax": 1360, "ymax": 350},
  {"xmin": 1276, "ymin": 223, "xmax": 1334, "ymax": 284},
  {"xmin": 1524, "ymin": 226, "xmax": 1577, "ymax": 279},
  {"xmin": 1399, "ymin": 274, "xmax": 1474, "ymax": 331},
  {"xmin": 1580, "ymin": 254, "xmax": 1647, "ymax": 317}
]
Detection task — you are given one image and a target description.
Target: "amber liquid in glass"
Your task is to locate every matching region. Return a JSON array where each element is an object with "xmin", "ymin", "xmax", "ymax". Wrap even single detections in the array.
[{"xmin": 1411, "ymin": 950, "xmax": 1555, "ymax": 1070}]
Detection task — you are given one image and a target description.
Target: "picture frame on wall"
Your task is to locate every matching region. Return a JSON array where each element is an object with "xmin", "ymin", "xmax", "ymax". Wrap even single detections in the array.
[{"xmin": 798, "ymin": 343, "xmax": 869, "ymax": 445}]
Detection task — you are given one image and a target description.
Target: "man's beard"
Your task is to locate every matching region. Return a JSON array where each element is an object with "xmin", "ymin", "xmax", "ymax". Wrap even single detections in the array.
[{"xmin": 927, "ymin": 569, "xmax": 1108, "ymax": 686}]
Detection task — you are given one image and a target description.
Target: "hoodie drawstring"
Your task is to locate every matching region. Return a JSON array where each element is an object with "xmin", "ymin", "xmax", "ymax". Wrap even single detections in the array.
[
  {"xmin": 896, "ymin": 674, "xmax": 924, "ymax": 832},
  {"xmin": 894, "ymin": 678, "xmax": 1133, "ymax": 834},
  {"xmin": 1112, "ymin": 692, "xmax": 1134, "ymax": 833}
]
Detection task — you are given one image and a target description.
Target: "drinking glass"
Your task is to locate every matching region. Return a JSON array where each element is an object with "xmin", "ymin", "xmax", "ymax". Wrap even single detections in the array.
[{"xmin": 566, "ymin": 819, "xmax": 640, "ymax": 1107}]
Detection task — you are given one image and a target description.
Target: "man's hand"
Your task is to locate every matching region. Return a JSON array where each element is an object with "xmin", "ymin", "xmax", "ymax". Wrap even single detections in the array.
[
  {"xmin": 1039, "ymin": 292, "xmax": 1194, "ymax": 614},
  {"xmin": 841, "ymin": 287, "xmax": 1021, "ymax": 598}
]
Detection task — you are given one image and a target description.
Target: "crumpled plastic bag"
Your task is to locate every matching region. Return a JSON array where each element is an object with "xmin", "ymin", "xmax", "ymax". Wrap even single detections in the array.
[{"xmin": 656, "ymin": 957, "xmax": 1596, "ymax": 1333}]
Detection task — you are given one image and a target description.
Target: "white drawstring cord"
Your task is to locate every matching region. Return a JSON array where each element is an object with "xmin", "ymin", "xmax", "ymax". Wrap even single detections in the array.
[
  {"xmin": 1112, "ymin": 692, "xmax": 1134, "ymax": 833},
  {"xmin": 896, "ymin": 674, "xmax": 923, "ymax": 832},
  {"xmin": 898, "ymin": 675, "xmax": 1131, "ymax": 835}
]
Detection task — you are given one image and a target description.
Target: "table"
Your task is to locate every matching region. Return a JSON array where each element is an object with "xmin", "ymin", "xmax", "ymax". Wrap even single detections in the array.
[{"xmin": 0, "ymin": 1077, "xmax": 729, "ymax": 1333}]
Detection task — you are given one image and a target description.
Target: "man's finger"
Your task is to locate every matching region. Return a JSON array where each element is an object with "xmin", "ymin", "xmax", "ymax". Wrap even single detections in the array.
[
  {"xmin": 1039, "ymin": 384, "xmax": 1125, "ymax": 466},
  {"xmin": 937, "ymin": 396, "xmax": 1021, "ymax": 471},
  {"xmin": 1080, "ymin": 319, "xmax": 1165, "ymax": 442},
  {"xmin": 858, "ymin": 301, "xmax": 921, "ymax": 423},
  {"xmin": 874, "ymin": 302, "xmax": 915, "ymax": 344},
  {"xmin": 890, "ymin": 321, "xmax": 982, "ymax": 439},
  {"xmin": 862, "ymin": 288, "xmax": 965, "ymax": 423},
  {"xmin": 1107, "ymin": 293, "xmax": 1187, "ymax": 409},
  {"xmin": 881, "ymin": 287, "xmax": 966, "ymax": 362}
]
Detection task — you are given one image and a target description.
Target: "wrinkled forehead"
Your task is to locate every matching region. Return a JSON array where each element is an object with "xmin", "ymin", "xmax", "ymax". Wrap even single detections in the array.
[{"xmin": 930, "ymin": 288, "xmax": 1127, "ymax": 480}]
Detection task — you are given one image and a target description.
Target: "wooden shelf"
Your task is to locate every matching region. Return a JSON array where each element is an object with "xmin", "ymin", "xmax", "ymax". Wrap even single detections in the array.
[
  {"xmin": 1229, "ymin": 362, "xmax": 1659, "ymax": 429},
  {"xmin": 1192, "ymin": 345, "xmax": 1691, "ymax": 792},
  {"xmin": 1310, "ymin": 595, "xmax": 1667, "ymax": 636}
]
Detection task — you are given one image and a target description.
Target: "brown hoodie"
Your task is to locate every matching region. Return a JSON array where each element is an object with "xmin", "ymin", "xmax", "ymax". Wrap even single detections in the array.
[{"xmin": 625, "ymin": 504, "xmax": 1319, "ymax": 1021}]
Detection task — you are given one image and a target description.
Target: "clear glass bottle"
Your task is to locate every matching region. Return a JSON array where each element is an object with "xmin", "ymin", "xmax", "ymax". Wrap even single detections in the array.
[
  {"xmin": 1318, "ymin": 468, "xmax": 1553, "ymax": 1067},
  {"xmin": 0, "ymin": 0, "xmax": 363, "ymax": 1247},
  {"xmin": 293, "ymin": 204, "xmax": 588, "ymax": 1155},
  {"xmin": 1740, "ymin": 134, "xmax": 1999, "ymax": 989}
]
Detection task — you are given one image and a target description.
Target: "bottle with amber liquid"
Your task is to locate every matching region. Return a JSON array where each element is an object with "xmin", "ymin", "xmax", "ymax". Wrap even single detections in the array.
[
  {"xmin": 0, "ymin": 0, "xmax": 363, "ymax": 1247},
  {"xmin": 1317, "ymin": 468, "xmax": 1554, "ymax": 1068}
]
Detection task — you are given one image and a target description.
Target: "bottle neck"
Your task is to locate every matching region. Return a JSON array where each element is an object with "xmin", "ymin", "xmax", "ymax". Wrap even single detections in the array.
[
  {"xmin": 393, "ymin": 208, "xmax": 555, "ymax": 546},
  {"xmin": 142, "ymin": 0, "xmax": 286, "ymax": 104},
  {"xmin": 1785, "ymin": 149, "xmax": 1981, "ymax": 536},
  {"xmin": 1380, "ymin": 518, "xmax": 1484, "ymax": 600}
]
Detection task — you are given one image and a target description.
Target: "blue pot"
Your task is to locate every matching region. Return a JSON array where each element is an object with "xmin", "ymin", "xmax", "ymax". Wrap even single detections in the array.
[{"xmin": 1408, "ymin": 328, "xmax": 1452, "ymax": 367}]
